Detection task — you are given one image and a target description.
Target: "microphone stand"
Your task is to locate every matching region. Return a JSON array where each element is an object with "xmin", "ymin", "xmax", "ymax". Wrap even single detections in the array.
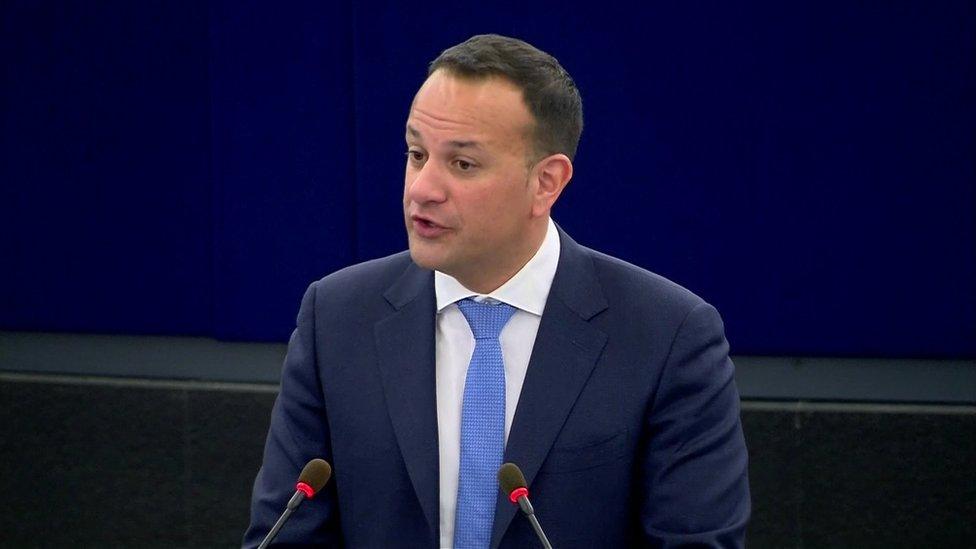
[
  {"xmin": 515, "ymin": 493, "xmax": 553, "ymax": 549},
  {"xmin": 257, "ymin": 490, "xmax": 307, "ymax": 549}
]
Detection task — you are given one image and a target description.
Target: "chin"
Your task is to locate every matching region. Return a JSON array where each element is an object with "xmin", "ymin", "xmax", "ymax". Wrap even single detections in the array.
[{"xmin": 407, "ymin": 241, "xmax": 443, "ymax": 271}]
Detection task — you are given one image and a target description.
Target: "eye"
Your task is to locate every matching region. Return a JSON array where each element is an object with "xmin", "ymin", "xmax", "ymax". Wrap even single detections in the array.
[
  {"xmin": 405, "ymin": 149, "xmax": 426, "ymax": 164},
  {"xmin": 454, "ymin": 159, "xmax": 475, "ymax": 171}
]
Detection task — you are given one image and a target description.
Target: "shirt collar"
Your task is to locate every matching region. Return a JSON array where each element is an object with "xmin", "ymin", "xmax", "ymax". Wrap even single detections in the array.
[{"xmin": 435, "ymin": 217, "xmax": 560, "ymax": 316}]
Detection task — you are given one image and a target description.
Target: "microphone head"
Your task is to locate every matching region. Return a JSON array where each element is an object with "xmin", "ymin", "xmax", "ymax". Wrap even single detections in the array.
[
  {"xmin": 498, "ymin": 462, "xmax": 527, "ymax": 495},
  {"xmin": 297, "ymin": 458, "xmax": 332, "ymax": 495}
]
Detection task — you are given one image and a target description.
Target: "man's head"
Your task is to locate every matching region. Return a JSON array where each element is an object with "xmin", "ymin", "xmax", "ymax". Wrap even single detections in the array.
[
  {"xmin": 428, "ymin": 34, "xmax": 583, "ymax": 162},
  {"xmin": 403, "ymin": 35, "xmax": 582, "ymax": 292}
]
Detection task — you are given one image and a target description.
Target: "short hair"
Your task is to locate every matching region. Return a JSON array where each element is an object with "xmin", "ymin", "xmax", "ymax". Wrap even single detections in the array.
[{"xmin": 428, "ymin": 34, "xmax": 583, "ymax": 161}]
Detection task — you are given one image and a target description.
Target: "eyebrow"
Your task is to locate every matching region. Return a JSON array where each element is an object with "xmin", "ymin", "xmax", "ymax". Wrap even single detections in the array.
[{"xmin": 406, "ymin": 124, "xmax": 484, "ymax": 150}]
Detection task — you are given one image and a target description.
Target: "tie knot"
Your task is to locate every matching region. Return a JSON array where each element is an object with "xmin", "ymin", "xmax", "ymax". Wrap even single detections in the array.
[{"xmin": 456, "ymin": 298, "xmax": 517, "ymax": 340}]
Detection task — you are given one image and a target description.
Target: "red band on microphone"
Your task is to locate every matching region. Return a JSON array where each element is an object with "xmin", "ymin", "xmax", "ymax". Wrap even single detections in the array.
[
  {"xmin": 296, "ymin": 482, "xmax": 315, "ymax": 499},
  {"xmin": 508, "ymin": 487, "xmax": 529, "ymax": 503}
]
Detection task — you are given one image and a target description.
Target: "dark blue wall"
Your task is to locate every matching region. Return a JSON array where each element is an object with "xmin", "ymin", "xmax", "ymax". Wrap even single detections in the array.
[
  {"xmin": 2, "ymin": 1, "xmax": 213, "ymax": 335},
  {"xmin": 3, "ymin": 1, "xmax": 973, "ymax": 357}
]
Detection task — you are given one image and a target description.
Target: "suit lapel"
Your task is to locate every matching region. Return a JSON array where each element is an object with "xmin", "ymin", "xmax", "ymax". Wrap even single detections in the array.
[
  {"xmin": 374, "ymin": 262, "xmax": 440, "ymax": 538},
  {"xmin": 491, "ymin": 229, "xmax": 609, "ymax": 548}
]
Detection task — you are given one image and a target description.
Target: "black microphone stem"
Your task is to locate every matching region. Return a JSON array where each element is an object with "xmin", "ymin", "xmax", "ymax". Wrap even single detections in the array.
[
  {"xmin": 517, "ymin": 495, "xmax": 553, "ymax": 549},
  {"xmin": 257, "ymin": 490, "xmax": 305, "ymax": 549},
  {"xmin": 526, "ymin": 512, "xmax": 553, "ymax": 549}
]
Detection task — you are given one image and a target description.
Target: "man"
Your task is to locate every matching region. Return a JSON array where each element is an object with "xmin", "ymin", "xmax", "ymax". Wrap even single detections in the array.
[{"xmin": 245, "ymin": 34, "xmax": 749, "ymax": 548}]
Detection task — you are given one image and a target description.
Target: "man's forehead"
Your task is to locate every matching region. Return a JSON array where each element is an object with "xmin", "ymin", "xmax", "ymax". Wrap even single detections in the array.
[
  {"xmin": 413, "ymin": 72, "xmax": 527, "ymax": 116},
  {"xmin": 405, "ymin": 123, "xmax": 485, "ymax": 150},
  {"xmin": 405, "ymin": 73, "xmax": 532, "ymax": 148},
  {"xmin": 416, "ymin": 69, "xmax": 523, "ymax": 99}
]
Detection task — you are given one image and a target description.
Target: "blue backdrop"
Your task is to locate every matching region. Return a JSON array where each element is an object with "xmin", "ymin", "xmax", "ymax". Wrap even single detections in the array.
[{"xmin": 2, "ymin": 1, "xmax": 973, "ymax": 358}]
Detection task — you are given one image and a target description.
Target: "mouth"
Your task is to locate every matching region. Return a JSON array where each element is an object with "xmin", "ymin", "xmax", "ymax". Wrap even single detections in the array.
[{"xmin": 410, "ymin": 215, "xmax": 450, "ymax": 238}]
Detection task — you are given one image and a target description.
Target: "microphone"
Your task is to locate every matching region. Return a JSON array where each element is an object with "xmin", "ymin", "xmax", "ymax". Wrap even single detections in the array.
[
  {"xmin": 257, "ymin": 458, "xmax": 333, "ymax": 549},
  {"xmin": 498, "ymin": 463, "xmax": 553, "ymax": 549}
]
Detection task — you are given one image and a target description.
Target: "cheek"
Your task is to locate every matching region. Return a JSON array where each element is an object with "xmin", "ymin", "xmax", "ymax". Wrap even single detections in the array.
[
  {"xmin": 465, "ymin": 187, "xmax": 526, "ymax": 232},
  {"xmin": 491, "ymin": 177, "xmax": 533, "ymax": 215}
]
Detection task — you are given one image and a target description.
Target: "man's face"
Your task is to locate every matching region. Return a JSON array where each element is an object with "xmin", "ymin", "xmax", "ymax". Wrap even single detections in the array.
[{"xmin": 404, "ymin": 70, "xmax": 540, "ymax": 289}]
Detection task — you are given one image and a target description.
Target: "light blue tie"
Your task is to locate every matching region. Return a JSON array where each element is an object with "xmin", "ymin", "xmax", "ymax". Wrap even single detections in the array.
[{"xmin": 454, "ymin": 298, "xmax": 516, "ymax": 549}]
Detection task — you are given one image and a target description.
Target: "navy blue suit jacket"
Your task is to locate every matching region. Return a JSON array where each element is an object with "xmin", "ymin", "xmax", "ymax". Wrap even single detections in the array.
[{"xmin": 244, "ymin": 228, "xmax": 750, "ymax": 548}]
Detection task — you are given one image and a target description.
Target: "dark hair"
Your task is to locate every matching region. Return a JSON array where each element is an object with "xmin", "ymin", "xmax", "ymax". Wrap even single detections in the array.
[{"xmin": 428, "ymin": 34, "xmax": 583, "ymax": 161}]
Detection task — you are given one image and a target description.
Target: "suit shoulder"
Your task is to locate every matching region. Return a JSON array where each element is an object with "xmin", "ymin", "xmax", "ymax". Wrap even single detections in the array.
[
  {"xmin": 309, "ymin": 250, "xmax": 414, "ymax": 297},
  {"xmin": 584, "ymin": 247, "xmax": 708, "ymax": 316}
]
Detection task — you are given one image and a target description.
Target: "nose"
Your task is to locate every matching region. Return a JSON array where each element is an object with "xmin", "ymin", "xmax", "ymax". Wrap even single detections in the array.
[{"xmin": 405, "ymin": 160, "xmax": 448, "ymax": 205}]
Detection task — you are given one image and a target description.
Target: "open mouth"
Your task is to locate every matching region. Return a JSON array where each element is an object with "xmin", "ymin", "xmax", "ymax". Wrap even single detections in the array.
[
  {"xmin": 415, "ymin": 217, "xmax": 439, "ymax": 229},
  {"xmin": 411, "ymin": 215, "xmax": 449, "ymax": 237}
]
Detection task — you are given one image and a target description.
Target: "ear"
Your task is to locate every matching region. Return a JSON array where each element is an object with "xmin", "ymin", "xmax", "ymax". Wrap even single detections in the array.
[{"xmin": 530, "ymin": 153, "xmax": 573, "ymax": 218}]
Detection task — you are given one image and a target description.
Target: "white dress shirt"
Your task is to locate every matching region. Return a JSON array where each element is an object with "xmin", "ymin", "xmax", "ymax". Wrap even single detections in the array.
[{"xmin": 434, "ymin": 218, "xmax": 560, "ymax": 548}]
